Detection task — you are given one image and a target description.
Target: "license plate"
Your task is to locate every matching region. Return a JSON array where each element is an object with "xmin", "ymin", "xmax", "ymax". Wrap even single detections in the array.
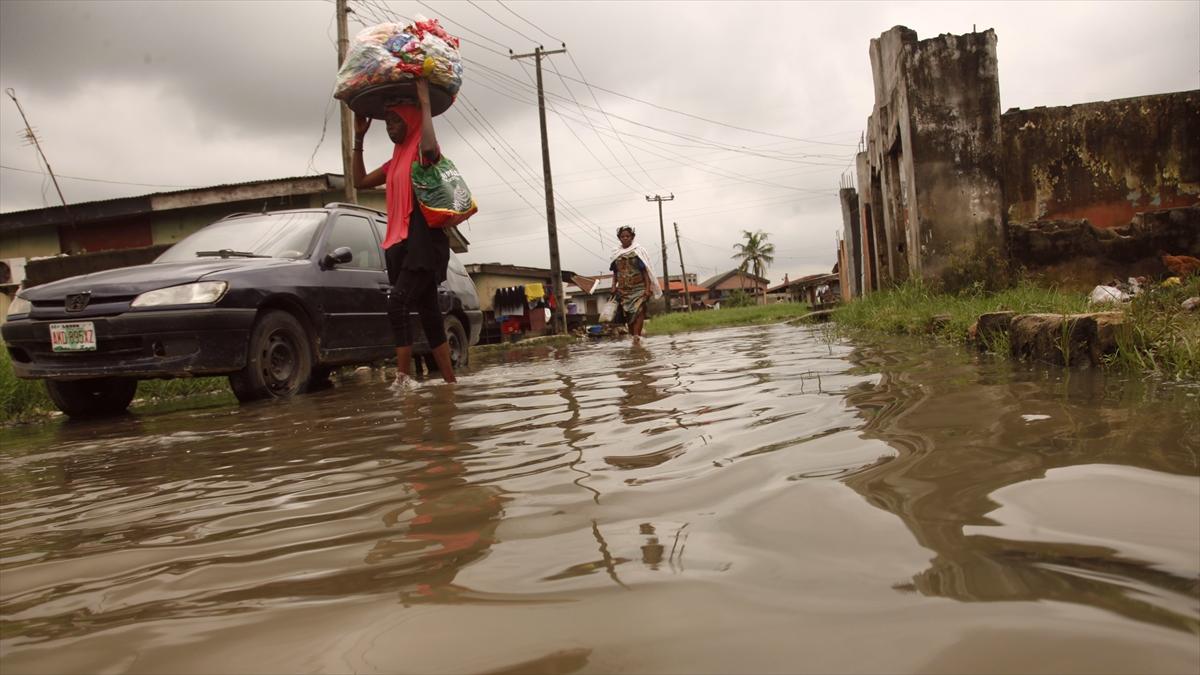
[{"xmin": 49, "ymin": 322, "xmax": 97, "ymax": 352}]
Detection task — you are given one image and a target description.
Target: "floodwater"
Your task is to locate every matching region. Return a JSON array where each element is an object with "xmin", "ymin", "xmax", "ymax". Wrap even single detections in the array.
[{"xmin": 1, "ymin": 324, "xmax": 1198, "ymax": 675}]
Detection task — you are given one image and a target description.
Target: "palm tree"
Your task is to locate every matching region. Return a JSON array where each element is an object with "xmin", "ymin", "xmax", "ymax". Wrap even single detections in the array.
[{"xmin": 731, "ymin": 229, "xmax": 775, "ymax": 305}]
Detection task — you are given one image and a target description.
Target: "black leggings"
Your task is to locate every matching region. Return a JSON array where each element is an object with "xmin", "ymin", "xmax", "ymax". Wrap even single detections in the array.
[{"xmin": 386, "ymin": 267, "xmax": 446, "ymax": 350}]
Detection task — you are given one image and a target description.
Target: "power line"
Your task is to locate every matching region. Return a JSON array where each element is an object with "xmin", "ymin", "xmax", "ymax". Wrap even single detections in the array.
[
  {"xmin": 369, "ymin": 1, "xmax": 857, "ymax": 151},
  {"xmin": 547, "ymin": 71, "xmax": 859, "ymax": 148},
  {"xmin": 514, "ymin": 58, "xmax": 645, "ymax": 193},
  {"xmin": 464, "ymin": 62, "xmax": 854, "ymax": 166},
  {"xmin": 496, "ymin": 0, "xmax": 562, "ymax": 43},
  {"xmin": 449, "ymin": 99, "xmax": 608, "ymax": 263},
  {"xmin": 444, "ymin": 112, "xmax": 544, "ymax": 218},
  {"xmin": 466, "ymin": 0, "xmax": 539, "ymax": 44},
  {"xmin": 457, "ymin": 94, "xmax": 605, "ymax": 245},
  {"xmin": 414, "ymin": 0, "xmax": 511, "ymax": 52},
  {"xmin": 0, "ymin": 164, "xmax": 198, "ymax": 189},
  {"xmin": 544, "ymin": 56, "xmax": 652, "ymax": 190}
]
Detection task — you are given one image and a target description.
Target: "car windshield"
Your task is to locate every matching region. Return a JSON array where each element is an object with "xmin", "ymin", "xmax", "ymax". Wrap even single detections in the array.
[{"xmin": 156, "ymin": 212, "xmax": 326, "ymax": 263}]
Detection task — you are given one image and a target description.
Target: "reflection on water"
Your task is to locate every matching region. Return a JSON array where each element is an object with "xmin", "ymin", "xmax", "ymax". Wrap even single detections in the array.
[
  {"xmin": 842, "ymin": 346, "xmax": 1200, "ymax": 635},
  {"xmin": 1, "ymin": 325, "xmax": 1197, "ymax": 674}
]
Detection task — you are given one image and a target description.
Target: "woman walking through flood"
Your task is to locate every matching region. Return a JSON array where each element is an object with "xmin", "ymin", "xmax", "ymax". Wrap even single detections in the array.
[
  {"xmin": 609, "ymin": 226, "xmax": 662, "ymax": 344},
  {"xmin": 352, "ymin": 79, "xmax": 456, "ymax": 388}
]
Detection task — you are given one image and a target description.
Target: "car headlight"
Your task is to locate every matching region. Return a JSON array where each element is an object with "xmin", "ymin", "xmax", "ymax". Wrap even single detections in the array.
[
  {"xmin": 131, "ymin": 281, "xmax": 228, "ymax": 308},
  {"xmin": 6, "ymin": 294, "xmax": 32, "ymax": 317}
]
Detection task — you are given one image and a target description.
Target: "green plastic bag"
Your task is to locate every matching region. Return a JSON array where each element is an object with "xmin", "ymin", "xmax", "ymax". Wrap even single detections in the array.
[{"xmin": 411, "ymin": 156, "xmax": 478, "ymax": 228}]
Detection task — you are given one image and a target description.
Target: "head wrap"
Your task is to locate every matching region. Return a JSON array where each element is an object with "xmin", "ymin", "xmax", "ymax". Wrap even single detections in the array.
[
  {"xmin": 381, "ymin": 104, "xmax": 426, "ymax": 248},
  {"xmin": 616, "ymin": 225, "xmax": 635, "ymax": 237}
]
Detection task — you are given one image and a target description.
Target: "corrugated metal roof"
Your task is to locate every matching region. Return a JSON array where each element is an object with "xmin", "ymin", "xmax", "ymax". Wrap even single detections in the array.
[{"xmin": 0, "ymin": 174, "xmax": 345, "ymax": 231}]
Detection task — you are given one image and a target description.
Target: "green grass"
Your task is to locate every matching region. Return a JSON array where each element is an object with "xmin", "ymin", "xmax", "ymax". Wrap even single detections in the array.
[
  {"xmin": 0, "ymin": 345, "xmax": 231, "ymax": 426},
  {"xmin": 830, "ymin": 278, "xmax": 1200, "ymax": 379},
  {"xmin": 831, "ymin": 280, "xmax": 1089, "ymax": 341},
  {"xmin": 644, "ymin": 302, "xmax": 813, "ymax": 336},
  {"xmin": 1110, "ymin": 277, "xmax": 1200, "ymax": 377},
  {"xmin": 0, "ymin": 348, "xmax": 52, "ymax": 425}
]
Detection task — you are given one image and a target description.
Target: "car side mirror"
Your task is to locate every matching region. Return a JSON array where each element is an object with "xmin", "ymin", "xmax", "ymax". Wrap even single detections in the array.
[{"xmin": 322, "ymin": 246, "xmax": 353, "ymax": 268}]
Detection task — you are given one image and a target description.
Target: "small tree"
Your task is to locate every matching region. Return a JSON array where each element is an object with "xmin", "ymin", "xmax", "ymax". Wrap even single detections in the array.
[
  {"xmin": 731, "ymin": 230, "xmax": 775, "ymax": 304},
  {"xmin": 723, "ymin": 289, "xmax": 756, "ymax": 308}
]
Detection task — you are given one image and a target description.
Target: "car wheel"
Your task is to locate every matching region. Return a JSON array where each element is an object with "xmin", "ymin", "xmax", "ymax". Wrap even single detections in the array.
[
  {"xmin": 45, "ymin": 377, "xmax": 137, "ymax": 418},
  {"xmin": 229, "ymin": 310, "xmax": 312, "ymax": 403},
  {"xmin": 444, "ymin": 315, "xmax": 468, "ymax": 369}
]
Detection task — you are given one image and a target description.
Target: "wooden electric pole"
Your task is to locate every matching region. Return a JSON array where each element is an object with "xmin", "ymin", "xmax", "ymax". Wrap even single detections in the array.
[
  {"xmin": 645, "ymin": 193, "xmax": 674, "ymax": 313},
  {"xmin": 511, "ymin": 45, "xmax": 568, "ymax": 335},
  {"xmin": 335, "ymin": 0, "xmax": 357, "ymax": 203},
  {"xmin": 673, "ymin": 222, "xmax": 692, "ymax": 313}
]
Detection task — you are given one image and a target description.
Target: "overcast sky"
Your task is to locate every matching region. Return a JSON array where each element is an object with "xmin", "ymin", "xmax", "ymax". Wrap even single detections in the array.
[{"xmin": 1, "ymin": 1, "xmax": 1197, "ymax": 283}]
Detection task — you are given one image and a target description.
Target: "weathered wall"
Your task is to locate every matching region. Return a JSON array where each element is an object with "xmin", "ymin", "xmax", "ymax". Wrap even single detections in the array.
[
  {"xmin": 471, "ymin": 273, "xmax": 552, "ymax": 312},
  {"xmin": 865, "ymin": 26, "xmax": 917, "ymax": 285},
  {"xmin": 839, "ymin": 187, "xmax": 861, "ymax": 299},
  {"xmin": 904, "ymin": 30, "xmax": 1005, "ymax": 279},
  {"xmin": 1008, "ymin": 206, "xmax": 1200, "ymax": 286},
  {"xmin": 1002, "ymin": 91, "xmax": 1200, "ymax": 229},
  {"xmin": 847, "ymin": 28, "xmax": 1197, "ymax": 292},
  {"xmin": 854, "ymin": 152, "xmax": 881, "ymax": 292},
  {"xmin": 0, "ymin": 226, "xmax": 59, "ymax": 259},
  {"xmin": 857, "ymin": 26, "xmax": 1005, "ymax": 289}
]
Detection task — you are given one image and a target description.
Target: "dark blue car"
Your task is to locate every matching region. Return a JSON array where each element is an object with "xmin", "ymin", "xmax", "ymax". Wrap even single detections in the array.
[{"xmin": 2, "ymin": 204, "xmax": 481, "ymax": 417}]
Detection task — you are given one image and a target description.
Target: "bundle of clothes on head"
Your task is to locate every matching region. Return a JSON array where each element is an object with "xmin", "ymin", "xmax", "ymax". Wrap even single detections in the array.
[{"xmin": 334, "ymin": 16, "xmax": 463, "ymax": 102}]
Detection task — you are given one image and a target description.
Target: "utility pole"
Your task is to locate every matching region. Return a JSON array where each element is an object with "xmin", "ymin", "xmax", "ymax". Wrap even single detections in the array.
[
  {"xmin": 335, "ymin": 0, "xmax": 357, "ymax": 203},
  {"xmin": 6, "ymin": 88, "xmax": 78, "ymax": 250},
  {"xmin": 645, "ymin": 193, "xmax": 674, "ymax": 313},
  {"xmin": 673, "ymin": 222, "xmax": 692, "ymax": 313},
  {"xmin": 512, "ymin": 44, "xmax": 568, "ymax": 335}
]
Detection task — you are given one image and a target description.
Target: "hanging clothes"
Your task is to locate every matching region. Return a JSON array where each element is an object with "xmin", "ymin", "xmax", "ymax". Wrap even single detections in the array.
[
  {"xmin": 493, "ymin": 286, "xmax": 527, "ymax": 318},
  {"xmin": 524, "ymin": 282, "xmax": 545, "ymax": 303}
]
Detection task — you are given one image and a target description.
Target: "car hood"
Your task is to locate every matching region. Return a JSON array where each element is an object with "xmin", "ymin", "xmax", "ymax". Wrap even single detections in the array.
[{"xmin": 19, "ymin": 259, "xmax": 295, "ymax": 300}]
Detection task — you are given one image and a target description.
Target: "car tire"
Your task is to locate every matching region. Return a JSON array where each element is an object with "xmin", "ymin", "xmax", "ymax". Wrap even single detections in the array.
[
  {"xmin": 45, "ymin": 377, "xmax": 137, "ymax": 418},
  {"xmin": 229, "ymin": 310, "xmax": 312, "ymax": 403},
  {"xmin": 444, "ymin": 315, "xmax": 468, "ymax": 369}
]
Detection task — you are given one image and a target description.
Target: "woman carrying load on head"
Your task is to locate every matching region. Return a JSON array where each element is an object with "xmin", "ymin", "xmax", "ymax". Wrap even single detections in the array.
[
  {"xmin": 352, "ymin": 78, "xmax": 455, "ymax": 388},
  {"xmin": 609, "ymin": 226, "xmax": 662, "ymax": 344}
]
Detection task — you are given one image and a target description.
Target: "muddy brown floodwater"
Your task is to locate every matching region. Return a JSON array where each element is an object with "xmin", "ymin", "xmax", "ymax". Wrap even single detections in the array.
[{"xmin": 1, "ymin": 324, "xmax": 1198, "ymax": 674}]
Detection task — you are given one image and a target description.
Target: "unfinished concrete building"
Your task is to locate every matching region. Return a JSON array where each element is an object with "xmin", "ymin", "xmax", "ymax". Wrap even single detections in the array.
[{"xmin": 839, "ymin": 26, "xmax": 1200, "ymax": 297}]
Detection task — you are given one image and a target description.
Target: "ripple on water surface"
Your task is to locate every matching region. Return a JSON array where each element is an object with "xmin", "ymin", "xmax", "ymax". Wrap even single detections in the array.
[{"xmin": 1, "ymin": 324, "xmax": 1197, "ymax": 674}]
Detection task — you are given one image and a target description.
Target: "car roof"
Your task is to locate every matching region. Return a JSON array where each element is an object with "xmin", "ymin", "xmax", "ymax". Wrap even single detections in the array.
[{"xmin": 217, "ymin": 203, "xmax": 386, "ymax": 223}]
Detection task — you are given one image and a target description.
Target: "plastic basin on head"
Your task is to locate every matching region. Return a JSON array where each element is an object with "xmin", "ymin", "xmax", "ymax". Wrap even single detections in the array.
[{"xmin": 346, "ymin": 82, "xmax": 454, "ymax": 119}]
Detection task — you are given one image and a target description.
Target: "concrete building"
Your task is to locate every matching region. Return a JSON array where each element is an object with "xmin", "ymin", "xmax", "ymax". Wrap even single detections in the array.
[
  {"xmin": 566, "ymin": 274, "xmax": 615, "ymax": 319},
  {"xmin": 463, "ymin": 263, "xmax": 575, "ymax": 342},
  {"xmin": 659, "ymin": 276, "xmax": 710, "ymax": 310},
  {"xmin": 841, "ymin": 26, "xmax": 1200, "ymax": 295},
  {"xmin": 701, "ymin": 269, "xmax": 771, "ymax": 304}
]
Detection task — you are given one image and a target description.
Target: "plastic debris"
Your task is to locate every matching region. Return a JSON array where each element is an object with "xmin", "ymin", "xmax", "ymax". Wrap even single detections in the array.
[
  {"xmin": 1088, "ymin": 285, "xmax": 1128, "ymax": 304},
  {"xmin": 1182, "ymin": 297, "xmax": 1200, "ymax": 311}
]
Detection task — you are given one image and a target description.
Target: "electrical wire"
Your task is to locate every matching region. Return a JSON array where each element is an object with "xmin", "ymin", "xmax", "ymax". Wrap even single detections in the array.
[
  {"xmin": 0, "ymin": 164, "xmax": 198, "ymax": 189},
  {"xmin": 512, "ymin": 58, "xmax": 645, "ymax": 193},
  {"xmin": 496, "ymin": 0, "xmax": 561, "ymax": 43},
  {"xmin": 465, "ymin": 0, "xmax": 539, "ymax": 44},
  {"xmin": 352, "ymin": 1, "xmax": 846, "ymax": 267}
]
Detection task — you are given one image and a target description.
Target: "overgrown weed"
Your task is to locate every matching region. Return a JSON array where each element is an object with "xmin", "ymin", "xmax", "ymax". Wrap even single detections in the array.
[{"xmin": 832, "ymin": 278, "xmax": 1199, "ymax": 379}]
